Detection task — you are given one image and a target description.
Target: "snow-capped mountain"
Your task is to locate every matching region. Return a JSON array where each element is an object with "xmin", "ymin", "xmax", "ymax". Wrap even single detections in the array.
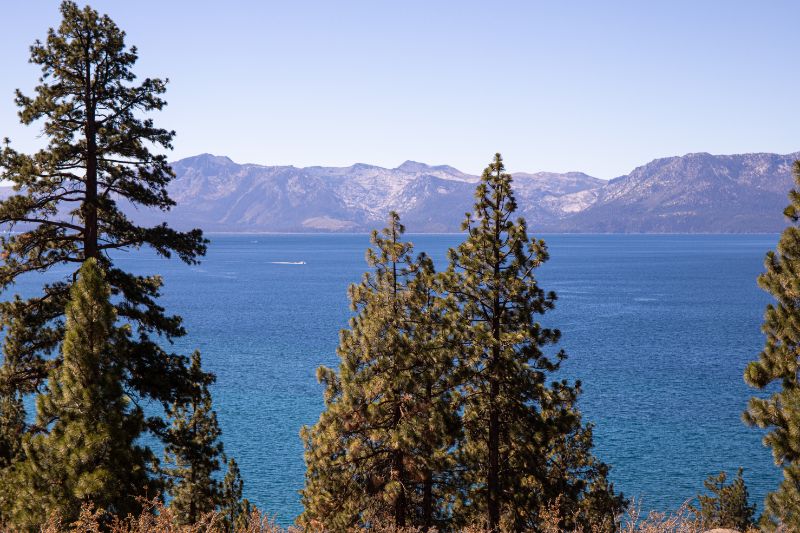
[
  {"xmin": 3, "ymin": 151, "xmax": 799, "ymax": 233},
  {"xmin": 557, "ymin": 152, "xmax": 800, "ymax": 232},
  {"xmin": 134, "ymin": 154, "xmax": 608, "ymax": 232}
]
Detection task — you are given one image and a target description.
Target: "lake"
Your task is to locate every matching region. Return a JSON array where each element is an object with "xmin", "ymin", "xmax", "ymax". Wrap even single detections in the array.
[{"xmin": 5, "ymin": 233, "xmax": 783, "ymax": 524}]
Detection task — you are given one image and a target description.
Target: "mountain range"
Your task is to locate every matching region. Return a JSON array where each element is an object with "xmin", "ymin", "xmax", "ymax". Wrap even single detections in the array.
[{"xmin": 5, "ymin": 151, "xmax": 800, "ymax": 233}]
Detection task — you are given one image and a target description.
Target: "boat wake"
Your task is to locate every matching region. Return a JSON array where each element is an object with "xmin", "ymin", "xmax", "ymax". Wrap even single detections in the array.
[{"xmin": 269, "ymin": 261, "xmax": 306, "ymax": 265}]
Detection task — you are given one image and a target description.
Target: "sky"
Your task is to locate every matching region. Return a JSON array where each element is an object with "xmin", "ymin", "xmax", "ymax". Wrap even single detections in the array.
[{"xmin": 1, "ymin": 1, "xmax": 798, "ymax": 179}]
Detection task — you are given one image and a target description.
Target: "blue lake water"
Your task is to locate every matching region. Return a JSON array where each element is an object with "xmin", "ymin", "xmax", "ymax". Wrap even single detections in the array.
[{"xmin": 4, "ymin": 233, "xmax": 783, "ymax": 524}]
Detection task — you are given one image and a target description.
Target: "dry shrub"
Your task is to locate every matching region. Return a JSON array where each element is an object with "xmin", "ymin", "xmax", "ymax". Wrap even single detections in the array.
[
  {"xmin": 1, "ymin": 498, "xmax": 766, "ymax": 532},
  {"xmin": 3, "ymin": 499, "xmax": 287, "ymax": 533},
  {"xmin": 619, "ymin": 500, "xmax": 703, "ymax": 533},
  {"xmin": 619, "ymin": 499, "xmax": 759, "ymax": 533}
]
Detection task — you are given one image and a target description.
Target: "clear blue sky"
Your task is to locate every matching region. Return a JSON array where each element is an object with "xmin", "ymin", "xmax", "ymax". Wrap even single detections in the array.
[{"xmin": 1, "ymin": 1, "xmax": 798, "ymax": 178}]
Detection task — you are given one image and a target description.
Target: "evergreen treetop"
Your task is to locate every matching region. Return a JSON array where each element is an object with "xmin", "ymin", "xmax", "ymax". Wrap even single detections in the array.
[
  {"xmin": 220, "ymin": 458, "xmax": 251, "ymax": 532},
  {"xmin": 302, "ymin": 159, "xmax": 624, "ymax": 531},
  {"xmin": 162, "ymin": 350, "xmax": 225, "ymax": 525},
  {"xmin": 445, "ymin": 153, "xmax": 624, "ymax": 531},
  {"xmin": 0, "ymin": 0, "xmax": 206, "ymax": 467},
  {"xmin": 301, "ymin": 212, "xmax": 459, "ymax": 531},
  {"xmin": 5, "ymin": 259, "xmax": 154, "ymax": 527},
  {"xmin": 692, "ymin": 468, "xmax": 756, "ymax": 531},
  {"xmin": 744, "ymin": 159, "xmax": 800, "ymax": 530}
]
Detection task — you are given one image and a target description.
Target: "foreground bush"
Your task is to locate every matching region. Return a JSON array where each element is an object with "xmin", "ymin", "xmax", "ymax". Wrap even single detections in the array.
[
  {"xmin": 2, "ymin": 499, "xmax": 280, "ymax": 533},
  {"xmin": 0, "ymin": 499, "xmax": 765, "ymax": 532}
]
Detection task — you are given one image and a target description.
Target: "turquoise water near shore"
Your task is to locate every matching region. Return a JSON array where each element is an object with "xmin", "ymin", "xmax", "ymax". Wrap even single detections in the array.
[{"xmin": 6, "ymin": 234, "xmax": 782, "ymax": 524}]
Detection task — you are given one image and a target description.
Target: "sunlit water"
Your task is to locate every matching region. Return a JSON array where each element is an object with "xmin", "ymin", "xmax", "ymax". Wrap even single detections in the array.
[{"xmin": 4, "ymin": 234, "xmax": 781, "ymax": 524}]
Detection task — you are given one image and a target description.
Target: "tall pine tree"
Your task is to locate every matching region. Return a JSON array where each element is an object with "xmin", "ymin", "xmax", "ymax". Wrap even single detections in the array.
[
  {"xmin": 300, "ymin": 213, "xmax": 459, "ymax": 531},
  {"xmin": 5, "ymin": 259, "xmax": 154, "ymax": 528},
  {"xmin": 444, "ymin": 153, "xmax": 625, "ymax": 531},
  {"xmin": 162, "ymin": 350, "xmax": 226, "ymax": 525},
  {"xmin": 0, "ymin": 0, "xmax": 205, "ymax": 474},
  {"xmin": 744, "ymin": 159, "xmax": 800, "ymax": 530},
  {"xmin": 220, "ymin": 458, "xmax": 251, "ymax": 532},
  {"xmin": 161, "ymin": 350, "xmax": 249, "ymax": 529},
  {"xmin": 0, "ymin": 317, "xmax": 29, "ymax": 470}
]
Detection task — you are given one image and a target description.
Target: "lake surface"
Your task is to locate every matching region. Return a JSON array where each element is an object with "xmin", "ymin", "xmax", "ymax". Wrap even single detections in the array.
[{"xmin": 5, "ymin": 234, "xmax": 783, "ymax": 524}]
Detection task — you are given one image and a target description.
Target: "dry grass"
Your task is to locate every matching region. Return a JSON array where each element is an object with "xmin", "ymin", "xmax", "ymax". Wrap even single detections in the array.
[
  {"xmin": 3, "ymin": 499, "xmax": 288, "ymax": 533},
  {"xmin": 1, "ymin": 498, "xmax": 763, "ymax": 532},
  {"xmin": 617, "ymin": 500, "xmax": 759, "ymax": 533},
  {"xmin": 618, "ymin": 501, "xmax": 705, "ymax": 533}
]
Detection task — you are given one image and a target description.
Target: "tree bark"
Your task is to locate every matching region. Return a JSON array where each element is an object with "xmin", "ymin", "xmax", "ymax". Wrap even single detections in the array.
[
  {"xmin": 487, "ymin": 173, "xmax": 502, "ymax": 530},
  {"xmin": 422, "ymin": 381, "xmax": 434, "ymax": 530},
  {"xmin": 83, "ymin": 34, "xmax": 98, "ymax": 260},
  {"xmin": 487, "ymin": 372, "xmax": 500, "ymax": 530},
  {"xmin": 392, "ymin": 402, "xmax": 407, "ymax": 527},
  {"xmin": 390, "ymin": 222, "xmax": 406, "ymax": 527}
]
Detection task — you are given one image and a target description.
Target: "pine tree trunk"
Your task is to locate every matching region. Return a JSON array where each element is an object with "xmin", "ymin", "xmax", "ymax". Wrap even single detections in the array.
[
  {"xmin": 422, "ymin": 380, "xmax": 434, "ymax": 530},
  {"xmin": 389, "ymin": 225, "xmax": 407, "ymax": 527},
  {"xmin": 189, "ymin": 396, "xmax": 198, "ymax": 523},
  {"xmin": 487, "ymin": 311, "xmax": 502, "ymax": 529},
  {"xmin": 422, "ymin": 467, "xmax": 433, "ymax": 530},
  {"xmin": 486, "ymin": 180, "xmax": 503, "ymax": 531},
  {"xmin": 189, "ymin": 476, "xmax": 197, "ymax": 523},
  {"xmin": 392, "ymin": 401, "xmax": 407, "ymax": 527},
  {"xmin": 487, "ymin": 372, "xmax": 500, "ymax": 530},
  {"xmin": 83, "ymin": 38, "xmax": 98, "ymax": 260}
]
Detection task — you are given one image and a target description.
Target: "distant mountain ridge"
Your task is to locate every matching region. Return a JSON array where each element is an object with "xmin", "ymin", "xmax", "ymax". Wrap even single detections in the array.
[
  {"xmin": 145, "ymin": 154, "xmax": 610, "ymax": 232},
  {"xmin": 558, "ymin": 152, "xmax": 800, "ymax": 232},
  {"xmin": 3, "ymin": 151, "xmax": 799, "ymax": 233}
]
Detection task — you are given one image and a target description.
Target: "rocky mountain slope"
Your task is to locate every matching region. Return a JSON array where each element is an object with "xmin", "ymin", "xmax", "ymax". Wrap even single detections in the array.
[
  {"xmin": 556, "ymin": 152, "xmax": 800, "ymax": 232},
  {"xmin": 3, "ymin": 151, "xmax": 798, "ymax": 233},
  {"xmin": 128, "ymin": 154, "xmax": 606, "ymax": 232}
]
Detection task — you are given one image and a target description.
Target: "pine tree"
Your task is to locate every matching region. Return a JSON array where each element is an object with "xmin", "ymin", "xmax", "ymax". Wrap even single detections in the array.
[
  {"xmin": 444, "ymin": 153, "xmax": 625, "ymax": 531},
  {"xmin": 744, "ymin": 159, "xmax": 800, "ymax": 530},
  {"xmin": 162, "ymin": 351, "xmax": 226, "ymax": 525},
  {"xmin": 0, "ymin": 360, "xmax": 25, "ymax": 521},
  {"xmin": 0, "ymin": 316, "xmax": 31, "ymax": 470},
  {"xmin": 220, "ymin": 458, "xmax": 251, "ymax": 532},
  {"xmin": 6, "ymin": 259, "xmax": 154, "ymax": 528},
  {"xmin": 692, "ymin": 468, "xmax": 756, "ymax": 531},
  {"xmin": 300, "ymin": 212, "xmax": 459, "ymax": 531},
  {"xmin": 0, "ymin": 0, "xmax": 206, "ymax": 469}
]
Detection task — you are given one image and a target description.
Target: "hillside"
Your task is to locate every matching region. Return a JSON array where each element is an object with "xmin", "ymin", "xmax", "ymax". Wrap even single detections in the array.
[
  {"xmin": 3, "ymin": 151, "xmax": 798, "ymax": 233},
  {"xmin": 555, "ymin": 152, "xmax": 800, "ymax": 232}
]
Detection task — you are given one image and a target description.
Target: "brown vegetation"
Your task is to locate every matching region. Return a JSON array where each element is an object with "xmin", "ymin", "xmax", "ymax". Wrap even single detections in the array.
[
  {"xmin": 0, "ymin": 498, "xmax": 763, "ymax": 533},
  {"xmin": 1, "ymin": 499, "xmax": 281, "ymax": 533}
]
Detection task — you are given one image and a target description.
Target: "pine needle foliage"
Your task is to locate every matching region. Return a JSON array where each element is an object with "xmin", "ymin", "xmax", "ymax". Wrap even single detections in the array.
[
  {"xmin": 0, "ymin": 0, "xmax": 206, "ymax": 472},
  {"xmin": 302, "ymin": 162, "xmax": 625, "ymax": 531},
  {"xmin": 220, "ymin": 458, "xmax": 252, "ymax": 532},
  {"xmin": 162, "ymin": 351, "xmax": 249, "ymax": 531},
  {"xmin": 744, "ymin": 159, "xmax": 800, "ymax": 531},
  {"xmin": 443, "ymin": 153, "xmax": 625, "ymax": 532},
  {"xmin": 4, "ymin": 259, "xmax": 154, "ymax": 528},
  {"xmin": 300, "ymin": 212, "xmax": 459, "ymax": 531},
  {"xmin": 691, "ymin": 468, "xmax": 756, "ymax": 531},
  {"xmin": 0, "ymin": 319, "xmax": 27, "ymax": 469},
  {"xmin": 163, "ymin": 351, "xmax": 226, "ymax": 525}
]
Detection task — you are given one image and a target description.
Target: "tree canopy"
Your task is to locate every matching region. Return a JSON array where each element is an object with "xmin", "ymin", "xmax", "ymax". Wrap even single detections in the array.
[
  {"xmin": 0, "ymin": 0, "xmax": 206, "ymax": 471},
  {"xmin": 301, "ymin": 213, "xmax": 459, "ymax": 531},
  {"xmin": 4, "ymin": 259, "xmax": 153, "ymax": 527},
  {"xmin": 745, "ymin": 159, "xmax": 800, "ymax": 530},
  {"xmin": 302, "ymin": 157, "xmax": 625, "ymax": 532},
  {"xmin": 444, "ymin": 153, "xmax": 624, "ymax": 531}
]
